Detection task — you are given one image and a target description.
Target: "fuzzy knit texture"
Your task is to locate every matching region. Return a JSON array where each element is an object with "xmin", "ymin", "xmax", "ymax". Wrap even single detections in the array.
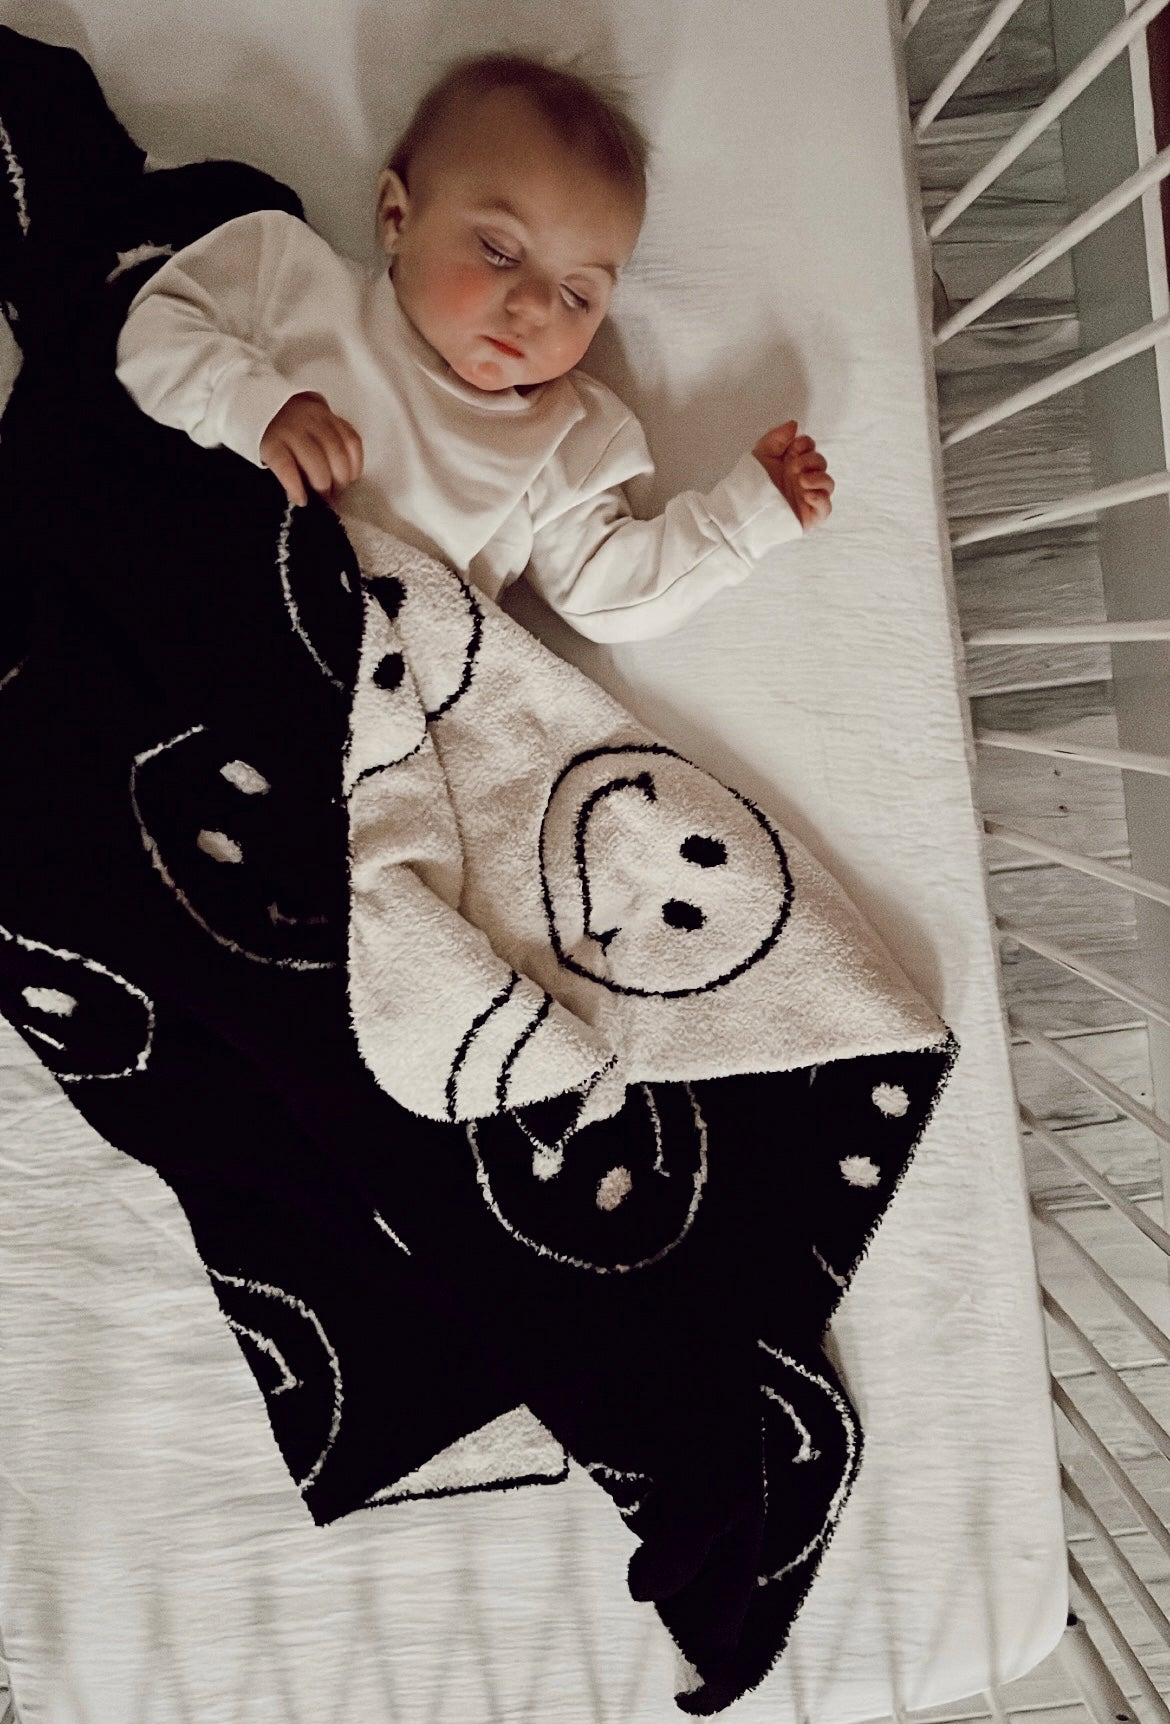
[
  {"xmin": 343, "ymin": 516, "xmax": 949, "ymax": 1125},
  {"xmin": 0, "ymin": 26, "xmax": 960, "ymax": 1716}
]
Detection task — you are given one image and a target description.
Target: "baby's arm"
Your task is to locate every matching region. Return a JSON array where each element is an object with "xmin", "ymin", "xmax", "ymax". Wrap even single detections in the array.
[
  {"xmin": 115, "ymin": 209, "xmax": 361, "ymax": 506},
  {"xmin": 522, "ymin": 411, "xmax": 831, "ymax": 645}
]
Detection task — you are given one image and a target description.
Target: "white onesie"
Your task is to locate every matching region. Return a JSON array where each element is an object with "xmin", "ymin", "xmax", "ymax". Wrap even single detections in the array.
[{"xmin": 115, "ymin": 208, "xmax": 804, "ymax": 643}]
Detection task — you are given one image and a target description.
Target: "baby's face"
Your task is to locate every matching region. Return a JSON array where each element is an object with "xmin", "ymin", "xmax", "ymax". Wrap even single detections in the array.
[{"xmin": 377, "ymin": 88, "xmax": 643, "ymax": 394}]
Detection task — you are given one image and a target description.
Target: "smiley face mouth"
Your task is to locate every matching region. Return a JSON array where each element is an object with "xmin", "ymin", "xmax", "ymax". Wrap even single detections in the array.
[
  {"xmin": 541, "ymin": 743, "xmax": 794, "ymax": 999},
  {"xmin": 576, "ymin": 771, "xmax": 658, "ymax": 954},
  {"xmin": 576, "ymin": 772, "xmax": 723, "ymax": 954}
]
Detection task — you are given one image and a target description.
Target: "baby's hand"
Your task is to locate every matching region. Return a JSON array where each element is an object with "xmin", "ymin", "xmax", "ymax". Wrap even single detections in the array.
[
  {"xmin": 260, "ymin": 392, "xmax": 364, "ymax": 509},
  {"xmin": 752, "ymin": 420, "xmax": 834, "ymax": 530}
]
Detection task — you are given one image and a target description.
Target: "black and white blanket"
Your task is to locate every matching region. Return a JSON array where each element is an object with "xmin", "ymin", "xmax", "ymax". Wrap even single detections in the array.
[{"xmin": 0, "ymin": 27, "xmax": 957, "ymax": 1714}]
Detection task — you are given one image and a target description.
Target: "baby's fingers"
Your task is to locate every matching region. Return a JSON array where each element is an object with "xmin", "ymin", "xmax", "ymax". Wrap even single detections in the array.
[
  {"xmin": 311, "ymin": 427, "xmax": 352, "ymax": 495},
  {"xmin": 802, "ymin": 469, "xmax": 835, "ymax": 494},
  {"xmin": 293, "ymin": 434, "xmax": 337, "ymax": 499},
  {"xmin": 264, "ymin": 443, "xmax": 309, "ymax": 509},
  {"xmin": 755, "ymin": 420, "xmax": 799, "ymax": 456},
  {"xmin": 318, "ymin": 420, "xmax": 364, "ymax": 491},
  {"xmin": 311, "ymin": 412, "xmax": 363, "ymax": 484},
  {"xmin": 334, "ymin": 416, "xmax": 365, "ymax": 483}
]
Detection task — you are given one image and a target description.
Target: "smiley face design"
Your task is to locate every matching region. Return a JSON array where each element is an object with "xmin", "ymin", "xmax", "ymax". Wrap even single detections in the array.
[
  {"xmin": 756, "ymin": 1336, "xmax": 861, "ymax": 1590},
  {"xmin": 342, "ymin": 529, "xmax": 485, "ymax": 788},
  {"xmin": 539, "ymin": 745, "xmax": 793, "ymax": 998},
  {"xmin": 276, "ymin": 501, "xmax": 363, "ymax": 690},
  {"xmin": 0, "ymin": 632, "xmax": 25, "ymax": 694},
  {"xmin": 208, "ymin": 1268, "xmax": 342, "ymax": 1494},
  {"xmin": 130, "ymin": 724, "xmax": 344, "ymax": 969},
  {"xmin": 344, "ymin": 520, "xmax": 483, "ymax": 722},
  {"xmin": 0, "ymin": 922, "xmax": 154, "ymax": 1080},
  {"xmin": 467, "ymin": 1081, "xmax": 707, "ymax": 1272}
]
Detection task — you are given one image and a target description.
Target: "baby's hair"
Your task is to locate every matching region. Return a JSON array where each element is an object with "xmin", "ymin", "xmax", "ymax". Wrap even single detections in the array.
[{"xmin": 383, "ymin": 49, "xmax": 653, "ymax": 216}]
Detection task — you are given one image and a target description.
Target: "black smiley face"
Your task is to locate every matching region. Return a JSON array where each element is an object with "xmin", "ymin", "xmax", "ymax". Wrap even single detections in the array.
[
  {"xmin": 756, "ymin": 1337, "xmax": 861, "ymax": 1586},
  {"xmin": 130, "ymin": 725, "xmax": 344, "ymax": 969},
  {"xmin": 0, "ymin": 922, "xmax": 154, "ymax": 1080},
  {"xmin": 208, "ymin": 1268, "xmax": 342, "ymax": 1494},
  {"xmin": 540, "ymin": 746, "xmax": 793, "ymax": 997},
  {"xmin": 467, "ymin": 1082, "xmax": 708, "ymax": 1272},
  {"xmin": 276, "ymin": 501, "xmax": 362, "ymax": 689}
]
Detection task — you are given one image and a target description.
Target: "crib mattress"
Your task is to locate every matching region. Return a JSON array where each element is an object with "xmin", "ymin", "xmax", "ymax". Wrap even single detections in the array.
[{"xmin": 0, "ymin": 0, "xmax": 1067, "ymax": 1719}]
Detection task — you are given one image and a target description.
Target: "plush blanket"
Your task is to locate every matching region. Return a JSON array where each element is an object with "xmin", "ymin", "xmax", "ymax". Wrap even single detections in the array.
[
  {"xmin": 0, "ymin": 26, "xmax": 957, "ymax": 1715},
  {"xmin": 344, "ymin": 518, "xmax": 952, "ymax": 1127}
]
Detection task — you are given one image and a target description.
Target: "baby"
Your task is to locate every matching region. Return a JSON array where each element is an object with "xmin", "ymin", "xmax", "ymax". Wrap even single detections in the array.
[{"xmin": 115, "ymin": 51, "xmax": 834, "ymax": 644}]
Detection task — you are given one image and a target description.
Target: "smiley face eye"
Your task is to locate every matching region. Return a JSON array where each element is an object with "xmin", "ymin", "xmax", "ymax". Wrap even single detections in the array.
[
  {"xmin": 680, "ymin": 834, "xmax": 727, "ymax": 868},
  {"xmin": 373, "ymin": 652, "xmax": 405, "ymax": 691},
  {"xmin": 662, "ymin": 899, "xmax": 704, "ymax": 931},
  {"xmin": 22, "ymin": 985, "xmax": 76, "ymax": 1016}
]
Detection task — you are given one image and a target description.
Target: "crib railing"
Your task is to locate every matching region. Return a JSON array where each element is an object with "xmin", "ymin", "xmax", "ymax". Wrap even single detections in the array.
[{"xmin": 902, "ymin": 0, "xmax": 1170, "ymax": 1721}]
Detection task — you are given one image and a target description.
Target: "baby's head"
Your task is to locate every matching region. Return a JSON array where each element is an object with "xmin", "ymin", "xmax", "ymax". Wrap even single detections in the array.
[{"xmin": 376, "ymin": 52, "xmax": 650, "ymax": 395}]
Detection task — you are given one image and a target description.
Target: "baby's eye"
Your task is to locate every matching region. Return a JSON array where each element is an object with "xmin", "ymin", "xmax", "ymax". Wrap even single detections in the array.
[{"xmin": 479, "ymin": 238, "xmax": 590, "ymax": 312}]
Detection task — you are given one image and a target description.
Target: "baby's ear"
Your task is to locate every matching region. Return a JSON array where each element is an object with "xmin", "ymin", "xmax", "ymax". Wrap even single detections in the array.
[{"xmin": 375, "ymin": 168, "xmax": 411, "ymax": 254}]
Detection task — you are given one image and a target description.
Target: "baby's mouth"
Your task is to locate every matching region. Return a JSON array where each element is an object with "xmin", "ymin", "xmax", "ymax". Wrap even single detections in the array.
[{"xmin": 485, "ymin": 336, "xmax": 524, "ymax": 358}]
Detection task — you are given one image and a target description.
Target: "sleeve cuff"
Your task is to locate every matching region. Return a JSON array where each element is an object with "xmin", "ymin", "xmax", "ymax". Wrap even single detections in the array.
[
  {"xmin": 205, "ymin": 364, "xmax": 306, "ymax": 468},
  {"xmin": 703, "ymin": 450, "xmax": 804, "ymax": 562}
]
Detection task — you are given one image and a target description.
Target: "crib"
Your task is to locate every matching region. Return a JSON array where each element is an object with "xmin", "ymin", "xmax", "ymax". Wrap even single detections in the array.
[
  {"xmin": 2, "ymin": 0, "xmax": 1170, "ymax": 1718},
  {"xmin": 906, "ymin": 0, "xmax": 1170, "ymax": 1721}
]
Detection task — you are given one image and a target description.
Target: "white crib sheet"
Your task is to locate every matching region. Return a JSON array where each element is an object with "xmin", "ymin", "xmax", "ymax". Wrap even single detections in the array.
[{"xmin": 0, "ymin": 0, "xmax": 1068, "ymax": 1719}]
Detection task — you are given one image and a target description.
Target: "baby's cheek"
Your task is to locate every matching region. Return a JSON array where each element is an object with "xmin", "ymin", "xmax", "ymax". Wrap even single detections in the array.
[
  {"xmin": 554, "ymin": 327, "xmax": 597, "ymax": 373},
  {"xmin": 429, "ymin": 264, "xmax": 494, "ymax": 323}
]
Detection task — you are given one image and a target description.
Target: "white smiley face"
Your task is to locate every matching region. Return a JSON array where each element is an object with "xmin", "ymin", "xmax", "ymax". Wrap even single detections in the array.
[
  {"xmin": 0, "ymin": 923, "xmax": 154, "ymax": 1080},
  {"xmin": 342, "ymin": 520, "xmax": 483, "ymax": 722},
  {"xmin": 539, "ymin": 746, "xmax": 793, "ymax": 997}
]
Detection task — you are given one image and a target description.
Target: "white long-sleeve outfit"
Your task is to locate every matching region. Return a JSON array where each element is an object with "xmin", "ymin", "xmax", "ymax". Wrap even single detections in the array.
[{"xmin": 115, "ymin": 209, "xmax": 803, "ymax": 643}]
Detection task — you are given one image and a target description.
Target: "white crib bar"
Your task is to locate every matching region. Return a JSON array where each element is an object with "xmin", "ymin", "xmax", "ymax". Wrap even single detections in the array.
[
  {"xmin": 1017, "ymin": 1024, "xmax": 1170, "ymax": 1149},
  {"xmin": 1033, "ymin": 1205, "xmax": 1170, "ymax": 1364},
  {"xmin": 967, "ymin": 618, "xmax": 1170, "ymax": 644},
  {"xmin": 935, "ymin": 145, "xmax": 1170, "ymax": 344},
  {"xmin": 951, "ymin": 472, "xmax": 1170, "ymax": 548},
  {"xmin": 1022, "ymin": 1108, "xmax": 1170, "ymax": 1254},
  {"xmin": 1001, "ymin": 928, "xmax": 1170, "ymax": 1030},
  {"xmin": 987, "ymin": 824, "xmax": 1170, "ymax": 910},
  {"xmin": 928, "ymin": 0, "xmax": 1170, "ymax": 241},
  {"xmin": 906, "ymin": 0, "xmax": 1170, "ymax": 1717},
  {"xmin": 1056, "ymin": 1382, "xmax": 1170, "ymax": 1560},
  {"xmin": 913, "ymin": 0, "xmax": 1029, "ymax": 136},
  {"xmin": 1062, "ymin": 1611, "xmax": 1142, "ymax": 1724},
  {"xmin": 944, "ymin": 318, "xmax": 1170, "ymax": 447},
  {"xmin": 976, "ymin": 730, "xmax": 1170, "ymax": 776},
  {"xmin": 1067, "ymin": 1552, "xmax": 1170, "ymax": 1724},
  {"xmin": 981, "ymin": 1686, "xmax": 1011, "ymax": 1724},
  {"xmin": 1044, "ymin": 1290, "xmax": 1170, "ymax": 1462},
  {"xmin": 901, "ymin": 0, "xmax": 936, "ymax": 40},
  {"xmin": 1062, "ymin": 1471, "xmax": 1170, "ymax": 1657}
]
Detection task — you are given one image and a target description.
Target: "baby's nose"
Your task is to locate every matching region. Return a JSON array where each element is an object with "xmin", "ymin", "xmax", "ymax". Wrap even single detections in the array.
[{"xmin": 505, "ymin": 278, "xmax": 554, "ymax": 323}]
